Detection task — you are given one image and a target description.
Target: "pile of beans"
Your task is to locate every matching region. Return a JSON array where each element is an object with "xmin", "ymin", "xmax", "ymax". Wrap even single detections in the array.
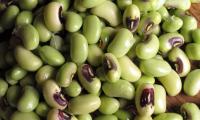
[{"xmin": 1, "ymin": 0, "xmax": 200, "ymax": 120}]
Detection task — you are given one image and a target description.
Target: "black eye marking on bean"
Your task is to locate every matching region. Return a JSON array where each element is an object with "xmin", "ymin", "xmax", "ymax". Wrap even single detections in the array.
[
  {"xmin": 126, "ymin": 17, "xmax": 139, "ymax": 32},
  {"xmin": 181, "ymin": 109, "xmax": 191, "ymax": 120},
  {"xmin": 59, "ymin": 6, "xmax": 65, "ymax": 24},
  {"xmin": 53, "ymin": 92, "xmax": 67, "ymax": 106},
  {"xmin": 140, "ymin": 88, "xmax": 154, "ymax": 107},
  {"xmin": 169, "ymin": 37, "xmax": 184, "ymax": 47},
  {"xmin": 144, "ymin": 21, "xmax": 154, "ymax": 34},
  {"xmin": 175, "ymin": 57, "xmax": 183, "ymax": 74},
  {"xmin": 58, "ymin": 110, "xmax": 72, "ymax": 120},
  {"xmin": 82, "ymin": 64, "xmax": 95, "ymax": 82},
  {"xmin": 103, "ymin": 56, "xmax": 117, "ymax": 72}
]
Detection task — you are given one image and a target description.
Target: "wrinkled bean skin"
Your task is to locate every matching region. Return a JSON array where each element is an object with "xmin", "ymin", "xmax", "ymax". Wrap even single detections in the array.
[{"xmin": 184, "ymin": 69, "xmax": 200, "ymax": 96}]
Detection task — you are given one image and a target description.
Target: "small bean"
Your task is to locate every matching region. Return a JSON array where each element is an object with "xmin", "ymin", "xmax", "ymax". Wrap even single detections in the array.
[
  {"xmin": 134, "ymin": 75, "xmax": 155, "ymax": 89},
  {"xmin": 192, "ymin": 28, "xmax": 200, "ymax": 43},
  {"xmin": 117, "ymin": 0, "xmax": 132, "ymax": 10},
  {"xmin": 118, "ymin": 55, "xmax": 141, "ymax": 82},
  {"xmin": 94, "ymin": 115, "xmax": 118, "ymax": 120},
  {"xmin": 68, "ymin": 94, "xmax": 101, "ymax": 115},
  {"xmin": 16, "ymin": 11, "xmax": 33, "ymax": 26},
  {"xmin": 91, "ymin": 1, "xmax": 122, "ymax": 27},
  {"xmin": 99, "ymin": 96, "xmax": 120, "ymax": 114},
  {"xmin": 162, "ymin": 15, "xmax": 183, "ymax": 32},
  {"xmin": 87, "ymin": 44, "xmax": 103, "ymax": 67},
  {"xmin": 107, "ymin": 28, "xmax": 135, "ymax": 58},
  {"xmin": 102, "ymin": 79, "xmax": 135, "ymax": 100},
  {"xmin": 185, "ymin": 43, "xmax": 200, "ymax": 60},
  {"xmin": 18, "ymin": 0, "xmax": 38, "ymax": 10},
  {"xmin": 35, "ymin": 102, "xmax": 49, "ymax": 117},
  {"xmin": 77, "ymin": 114, "xmax": 92, "ymax": 120},
  {"xmin": 158, "ymin": 70, "xmax": 182, "ymax": 96},
  {"xmin": 154, "ymin": 84, "xmax": 166, "ymax": 114},
  {"xmin": 153, "ymin": 113, "xmax": 183, "ymax": 120},
  {"xmin": 184, "ymin": 69, "xmax": 200, "ymax": 96},
  {"xmin": 63, "ymin": 80, "xmax": 82, "ymax": 97},
  {"xmin": 0, "ymin": 79, "xmax": 8, "ymax": 97},
  {"xmin": 164, "ymin": 0, "xmax": 191, "ymax": 10},
  {"xmin": 180, "ymin": 102, "xmax": 200, "ymax": 120},
  {"xmin": 10, "ymin": 111, "xmax": 40, "ymax": 120},
  {"xmin": 6, "ymin": 85, "xmax": 21, "ymax": 107},
  {"xmin": 114, "ymin": 109, "xmax": 132, "ymax": 120}
]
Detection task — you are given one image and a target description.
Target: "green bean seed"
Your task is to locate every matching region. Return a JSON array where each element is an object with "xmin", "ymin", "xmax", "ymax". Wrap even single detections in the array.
[
  {"xmin": 192, "ymin": 28, "xmax": 200, "ymax": 43},
  {"xmin": 154, "ymin": 84, "xmax": 166, "ymax": 114},
  {"xmin": 107, "ymin": 28, "xmax": 135, "ymax": 58},
  {"xmin": 68, "ymin": 94, "xmax": 101, "ymax": 115},
  {"xmin": 153, "ymin": 113, "xmax": 183, "ymax": 120},
  {"xmin": 94, "ymin": 115, "xmax": 118, "ymax": 120},
  {"xmin": 16, "ymin": 11, "xmax": 33, "ymax": 27},
  {"xmin": 162, "ymin": 15, "xmax": 183, "ymax": 32},
  {"xmin": 10, "ymin": 111, "xmax": 40, "ymax": 120},
  {"xmin": 185, "ymin": 43, "xmax": 200, "ymax": 60},
  {"xmin": 102, "ymin": 79, "xmax": 135, "ymax": 100},
  {"xmin": 35, "ymin": 102, "xmax": 49, "ymax": 117},
  {"xmin": 0, "ymin": 79, "xmax": 8, "ymax": 97},
  {"xmin": 63, "ymin": 80, "xmax": 82, "ymax": 97},
  {"xmin": 77, "ymin": 114, "xmax": 92, "ymax": 120},
  {"xmin": 184, "ymin": 69, "xmax": 200, "ymax": 96},
  {"xmin": 18, "ymin": 0, "xmax": 38, "ymax": 10},
  {"xmin": 87, "ymin": 44, "xmax": 103, "ymax": 67},
  {"xmin": 180, "ymin": 102, "xmax": 200, "ymax": 120}
]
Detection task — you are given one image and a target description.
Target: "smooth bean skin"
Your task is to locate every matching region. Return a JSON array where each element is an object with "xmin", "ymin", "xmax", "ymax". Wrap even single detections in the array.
[
  {"xmin": 181, "ymin": 15, "xmax": 197, "ymax": 30},
  {"xmin": 136, "ymin": 34, "xmax": 159, "ymax": 60},
  {"xmin": 185, "ymin": 43, "xmax": 200, "ymax": 60},
  {"xmin": 33, "ymin": 15, "xmax": 52, "ymax": 42},
  {"xmin": 56, "ymin": 62, "xmax": 77, "ymax": 87},
  {"xmin": 52, "ymin": 0, "xmax": 70, "ymax": 11},
  {"xmin": 184, "ymin": 69, "xmax": 200, "ymax": 96},
  {"xmin": 77, "ymin": 114, "xmax": 92, "ymax": 120},
  {"xmin": 83, "ymin": 15, "xmax": 101, "ymax": 44},
  {"xmin": 154, "ymin": 84, "xmax": 166, "ymax": 114},
  {"xmin": 5, "ymin": 72, "xmax": 19, "ymax": 85},
  {"xmin": 98, "ymin": 27, "xmax": 116, "ymax": 50},
  {"xmin": 157, "ymin": 6, "xmax": 169, "ymax": 20},
  {"xmin": 50, "ymin": 35, "xmax": 66, "ymax": 52},
  {"xmin": 87, "ymin": 44, "xmax": 103, "ymax": 67},
  {"xmin": 94, "ymin": 115, "xmax": 118, "ymax": 120},
  {"xmin": 180, "ymin": 28, "xmax": 192, "ymax": 43},
  {"xmin": 16, "ymin": 11, "xmax": 33, "ymax": 26},
  {"xmin": 64, "ymin": 11, "xmax": 82, "ymax": 32},
  {"xmin": 68, "ymin": 94, "xmax": 101, "ymax": 115},
  {"xmin": 38, "ymin": 45, "xmax": 65, "ymax": 66},
  {"xmin": 91, "ymin": 1, "xmax": 122, "ymax": 27},
  {"xmin": 164, "ymin": 0, "xmax": 191, "ymax": 10},
  {"xmin": 10, "ymin": 111, "xmax": 40, "ymax": 120},
  {"xmin": 63, "ymin": 80, "xmax": 82, "ymax": 97},
  {"xmin": 123, "ymin": 4, "xmax": 140, "ymax": 32},
  {"xmin": 80, "ymin": 0, "xmax": 106, "ymax": 8},
  {"xmin": 137, "ymin": 11, "xmax": 162, "ymax": 35},
  {"xmin": 6, "ymin": 85, "xmax": 21, "ymax": 107},
  {"xmin": 17, "ymin": 86, "xmax": 39, "ymax": 112},
  {"xmin": 135, "ymin": 84, "xmax": 154, "ymax": 116},
  {"xmin": 102, "ymin": 79, "xmax": 135, "ymax": 100},
  {"xmin": 153, "ymin": 113, "xmax": 183, "ymax": 120},
  {"xmin": 0, "ymin": 79, "xmax": 8, "ymax": 97},
  {"xmin": 73, "ymin": 0, "xmax": 87, "ymax": 12},
  {"xmin": 134, "ymin": 75, "xmax": 155, "ymax": 89},
  {"xmin": 192, "ymin": 28, "xmax": 200, "ymax": 43},
  {"xmin": 132, "ymin": 0, "xmax": 161, "ymax": 12},
  {"xmin": 18, "ymin": 0, "xmax": 38, "ymax": 10},
  {"xmin": 35, "ymin": 102, "xmax": 49, "ymax": 117},
  {"xmin": 158, "ymin": 70, "xmax": 182, "ymax": 96},
  {"xmin": 135, "ymin": 116, "xmax": 153, "ymax": 120},
  {"xmin": 8, "ymin": 66, "xmax": 27, "ymax": 81},
  {"xmin": 35, "ymin": 65, "xmax": 56, "ymax": 85},
  {"xmin": 118, "ymin": 56, "xmax": 141, "ymax": 82},
  {"xmin": 107, "ymin": 28, "xmax": 135, "ymax": 58},
  {"xmin": 180, "ymin": 103, "xmax": 200, "ymax": 120},
  {"xmin": 162, "ymin": 15, "xmax": 183, "ymax": 32},
  {"xmin": 114, "ymin": 109, "xmax": 132, "ymax": 120},
  {"xmin": 159, "ymin": 32, "xmax": 184, "ymax": 54},
  {"xmin": 140, "ymin": 58, "xmax": 171, "ymax": 77},
  {"xmin": 168, "ymin": 47, "xmax": 191, "ymax": 77},
  {"xmin": 43, "ymin": 2, "xmax": 63, "ymax": 32},
  {"xmin": 117, "ymin": 0, "xmax": 132, "ymax": 10},
  {"xmin": 42, "ymin": 80, "xmax": 67, "ymax": 109},
  {"xmin": 99, "ymin": 96, "xmax": 120, "ymax": 114},
  {"xmin": 77, "ymin": 64, "xmax": 101, "ymax": 94},
  {"xmin": 70, "ymin": 33, "xmax": 88, "ymax": 64},
  {"xmin": 14, "ymin": 46, "xmax": 42, "ymax": 72},
  {"xmin": 102, "ymin": 53, "xmax": 121, "ymax": 82},
  {"xmin": 20, "ymin": 74, "xmax": 36, "ymax": 86},
  {"xmin": 16, "ymin": 24, "xmax": 39, "ymax": 50},
  {"xmin": 0, "ymin": 5, "xmax": 19, "ymax": 30}
]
